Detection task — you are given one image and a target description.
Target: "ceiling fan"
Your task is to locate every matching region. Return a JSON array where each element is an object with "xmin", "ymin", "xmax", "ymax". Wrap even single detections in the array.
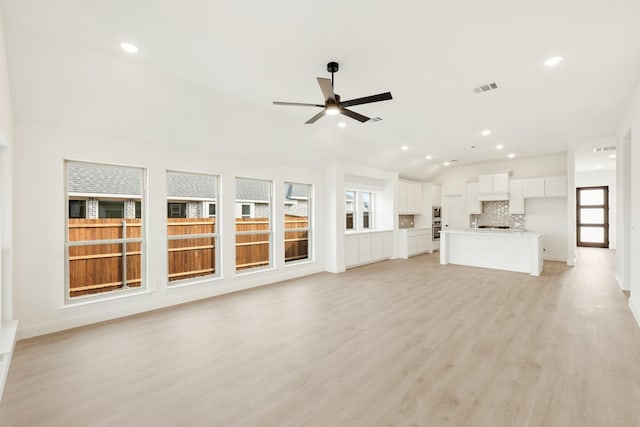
[{"xmin": 273, "ymin": 62, "xmax": 393, "ymax": 124}]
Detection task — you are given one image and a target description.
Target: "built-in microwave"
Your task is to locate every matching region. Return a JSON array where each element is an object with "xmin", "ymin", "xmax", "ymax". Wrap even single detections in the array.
[{"xmin": 432, "ymin": 207, "xmax": 441, "ymax": 219}]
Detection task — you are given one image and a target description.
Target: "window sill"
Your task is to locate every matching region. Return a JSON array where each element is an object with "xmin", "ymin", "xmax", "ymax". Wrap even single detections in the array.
[
  {"xmin": 62, "ymin": 289, "xmax": 151, "ymax": 309},
  {"xmin": 166, "ymin": 274, "xmax": 222, "ymax": 289}
]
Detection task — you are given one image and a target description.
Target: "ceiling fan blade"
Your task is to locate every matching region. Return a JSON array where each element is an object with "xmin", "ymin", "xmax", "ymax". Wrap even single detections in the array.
[
  {"xmin": 305, "ymin": 110, "xmax": 326, "ymax": 124},
  {"xmin": 317, "ymin": 78, "xmax": 336, "ymax": 103},
  {"xmin": 340, "ymin": 92, "xmax": 393, "ymax": 108},
  {"xmin": 273, "ymin": 101, "xmax": 324, "ymax": 107},
  {"xmin": 341, "ymin": 108, "xmax": 370, "ymax": 123}
]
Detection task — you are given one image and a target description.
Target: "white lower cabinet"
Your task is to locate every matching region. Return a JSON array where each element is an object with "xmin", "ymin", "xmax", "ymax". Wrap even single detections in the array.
[
  {"xmin": 345, "ymin": 231, "xmax": 394, "ymax": 268},
  {"xmin": 398, "ymin": 228, "xmax": 432, "ymax": 258}
]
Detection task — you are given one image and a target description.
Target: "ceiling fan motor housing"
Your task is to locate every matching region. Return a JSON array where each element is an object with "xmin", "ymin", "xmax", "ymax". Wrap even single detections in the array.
[{"xmin": 327, "ymin": 62, "xmax": 339, "ymax": 73}]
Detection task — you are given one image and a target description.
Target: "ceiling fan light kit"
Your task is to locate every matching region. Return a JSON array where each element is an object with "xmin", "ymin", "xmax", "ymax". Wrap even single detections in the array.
[{"xmin": 273, "ymin": 61, "xmax": 393, "ymax": 124}]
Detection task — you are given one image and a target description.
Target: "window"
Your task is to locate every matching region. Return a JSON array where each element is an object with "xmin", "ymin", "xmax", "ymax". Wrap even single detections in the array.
[
  {"xmin": 236, "ymin": 178, "xmax": 271, "ymax": 271},
  {"xmin": 345, "ymin": 191, "xmax": 355, "ymax": 230},
  {"xmin": 345, "ymin": 190, "xmax": 374, "ymax": 231},
  {"xmin": 167, "ymin": 171, "xmax": 219, "ymax": 284},
  {"xmin": 167, "ymin": 202, "xmax": 187, "ymax": 218},
  {"xmin": 65, "ymin": 161, "xmax": 144, "ymax": 300},
  {"xmin": 69, "ymin": 200, "xmax": 86, "ymax": 218},
  {"xmin": 284, "ymin": 183, "xmax": 311, "ymax": 263},
  {"xmin": 241, "ymin": 204, "xmax": 252, "ymax": 218},
  {"xmin": 577, "ymin": 186, "xmax": 609, "ymax": 248},
  {"xmin": 98, "ymin": 200, "xmax": 125, "ymax": 218},
  {"xmin": 362, "ymin": 192, "xmax": 372, "ymax": 229},
  {"xmin": 207, "ymin": 203, "xmax": 216, "ymax": 218}
]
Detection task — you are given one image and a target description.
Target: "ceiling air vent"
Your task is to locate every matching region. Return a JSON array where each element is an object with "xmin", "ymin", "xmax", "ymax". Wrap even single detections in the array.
[
  {"xmin": 473, "ymin": 82, "xmax": 499, "ymax": 94},
  {"xmin": 593, "ymin": 145, "xmax": 616, "ymax": 153},
  {"xmin": 369, "ymin": 117, "xmax": 383, "ymax": 123}
]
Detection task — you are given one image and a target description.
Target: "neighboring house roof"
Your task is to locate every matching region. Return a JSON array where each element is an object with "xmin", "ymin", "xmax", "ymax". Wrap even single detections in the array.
[
  {"xmin": 345, "ymin": 192, "xmax": 354, "ymax": 201},
  {"xmin": 167, "ymin": 172, "xmax": 217, "ymax": 199},
  {"xmin": 286, "ymin": 183, "xmax": 309, "ymax": 200},
  {"xmin": 68, "ymin": 162, "xmax": 142, "ymax": 196},
  {"xmin": 236, "ymin": 178, "xmax": 270, "ymax": 201}
]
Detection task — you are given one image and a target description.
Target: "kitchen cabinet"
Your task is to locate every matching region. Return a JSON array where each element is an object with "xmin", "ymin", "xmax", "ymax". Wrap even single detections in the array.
[
  {"xmin": 523, "ymin": 178, "xmax": 545, "ymax": 198},
  {"xmin": 467, "ymin": 182, "xmax": 482, "ymax": 214},
  {"xmin": 545, "ymin": 176, "xmax": 567, "ymax": 197},
  {"xmin": 398, "ymin": 180, "xmax": 423, "ymax": 214},
  {"xmin": 509, "ymin": 180, "xmax": 524, "ymax": 214},
  {"xmin": 477, "ymin": 172, "xmax": 510, "ymax": 200},
  {"xmin": 345, "ymin": 231, "xmax": 394, "ymax": 268},
  {"xmin": 398, "ymin": 228, "xmax": 432, "ymax": 258},
  {"xmin": 522, "ymin": 176, "xmax": 566, "ymax": 198}
]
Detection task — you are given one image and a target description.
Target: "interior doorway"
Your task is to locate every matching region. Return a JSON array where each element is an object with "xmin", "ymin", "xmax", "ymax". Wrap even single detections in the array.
[{"xmin": 576, "ymin": 186, "xmax": 609, "ymax": 248}]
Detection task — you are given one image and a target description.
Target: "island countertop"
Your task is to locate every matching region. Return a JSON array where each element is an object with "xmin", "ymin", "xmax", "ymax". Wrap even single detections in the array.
[{"xmin": 440, "ymin": 228, "xmax": 544, "ymax": 276}]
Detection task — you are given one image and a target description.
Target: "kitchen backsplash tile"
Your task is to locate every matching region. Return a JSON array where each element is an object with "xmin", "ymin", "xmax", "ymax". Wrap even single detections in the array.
[{"xmin": 472, "ymin": 200, "xmax": 526, "ymax": 229}]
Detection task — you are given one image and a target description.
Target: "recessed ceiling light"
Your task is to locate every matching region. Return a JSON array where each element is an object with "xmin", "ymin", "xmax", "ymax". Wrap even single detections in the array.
[
  {"xmin": 425, "ymin": 155, "xmax": 432, "ymax": 160},
  {"xmin": 495, "ymin": 144, "xmax": 504, "ymax": 150},
  {"xmin": 481, "ymin": 129, "xmax": 491, "ymax": 136},
  {"xmin": 401, "ymin": 145, "xmax": 409, "ymax": 151},
  {"xmin": 508, "ymin": 153, "xmax": 516, "ymax": 158},
  {"xmin": 609, "ymin": 153, "xmax": 616, "ymax": 159},
  {"xmin": 443, "ymin": 162, "xmax": 450, "ymax": 166},
  {"xmin": 338, "ymin": 122, "xmax": 346, "ymax": 128},
  {"xmin": 120, "ymin": 42, "xmax": 139, "ymax": 53},
  {"xmin": 544, "ymin": 56, "xmax": 563, "ymax": 67}
]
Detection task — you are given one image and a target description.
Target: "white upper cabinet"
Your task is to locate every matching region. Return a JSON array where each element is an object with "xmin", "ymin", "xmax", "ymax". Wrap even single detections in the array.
[
  {"xmin": 477, "ymin": 172, "xmax": 510, "ymax": 200},
  {"xmin": 398, "ymin": 180, "xmax": 423, "ymax": 214},
  {"xmin": 544, "ymin": 176, "xmax": 567, "ymax": 197},
  {"xmin": 509, "ymin": 180, "xmax": 525, "ymax": 214},
  {"xmin": 467, "ymin": 182, "xmax": 482, "ymax": 214},
  {"xmin": 522, "ymin": 176, "xmax": 566, "ymax": 198},
  {"xmin": 523, "ymin": 178, "xmax": 545, "ymax": 198}
]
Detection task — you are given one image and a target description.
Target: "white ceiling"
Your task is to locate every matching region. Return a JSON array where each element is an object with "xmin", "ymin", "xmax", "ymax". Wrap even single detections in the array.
[{"xmin": 2, "ymin": 0, "xmax": 640, "ymax": 180}]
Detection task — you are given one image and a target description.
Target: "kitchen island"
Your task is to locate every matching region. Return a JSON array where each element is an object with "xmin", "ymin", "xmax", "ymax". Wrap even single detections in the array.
[{"xmin": 440, "ymin": 229, "xmax": 544, "ymax": 276}]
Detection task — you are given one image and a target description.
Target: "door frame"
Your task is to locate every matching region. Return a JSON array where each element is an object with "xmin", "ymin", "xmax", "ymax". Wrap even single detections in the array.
[{"xmin": 576, "ymin": 185, "xmax": 609, "ymax": 248}]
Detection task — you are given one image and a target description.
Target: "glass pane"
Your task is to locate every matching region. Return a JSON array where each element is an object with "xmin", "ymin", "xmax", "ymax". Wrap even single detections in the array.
[
  {"xmin": 580, "ymin": 208, "xmax": 604, "ymax": 225},
  {"xmin": 362, "ymin": 192, "xmax": 371, "ymax": 212},
  {"xmin": 363, "ymin": 212, "xmax": 370, "ymax": 229},
  {"xmin": 69, "ymin": 200, "xmax": 86, "ymax": 218},
  {"xmin": 236, "ymin": 233, "xmax": 270, "ymax": 271},
  {"xmin": 99, "ymin": 200, "xmax": 125, "ymax": 218},
  {"xmin": 168, "ymin": 237, "xmax": 216, "ymax": 282},
  {"xmin": 345, "ymin": 191, "xmax": 355, "ymax": 212},
  {"xmin": 68, "ymin": 243, "xmax": 141, "ymax": 298},
  {"xmin": 580, "ymin": 227, "xmax": 605, "ymax": 243},
  {"xmin": 285, "ymin": 230, "xmax": 309, "ymax": 262},
  {"xmin": 580, "ymin": 189, "xmax": 604, "ymax": 205},
  {"xmin": 346, "ymin": 212, "xmax": 354, "ymax": 230},
  {"xmin": 68, "ymin": 162, "xmax": 142, "ymax": 196},
  {"xmin": 236, "ymin": 178, "xmax": 271, "ymax": 270},
  {"xmin": 168, "ymin": 218, "xmax": 215, "ymax": 236}
]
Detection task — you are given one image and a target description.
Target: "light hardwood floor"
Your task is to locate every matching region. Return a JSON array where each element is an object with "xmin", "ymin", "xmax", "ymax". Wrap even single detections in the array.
[{"xmin": 1, "ymin": 249, "xmax": 640, "ymax": 426}]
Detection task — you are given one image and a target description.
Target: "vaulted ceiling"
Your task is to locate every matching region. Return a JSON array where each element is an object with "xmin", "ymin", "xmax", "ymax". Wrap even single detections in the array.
[{"xmin": 2, "ymin": 0, "xmax": 640, "ymax": 179}]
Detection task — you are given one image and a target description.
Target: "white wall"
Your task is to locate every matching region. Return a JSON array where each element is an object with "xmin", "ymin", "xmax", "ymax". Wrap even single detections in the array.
[
  {"xmin": 435, "ymin": 153, "xmax": 569, "ymax": 261},
  {"xmin": 575, "ymin": 169, "xmax": 617, "ymax": 250},
  {"xmin": 0, "ymin": 6, "xmax": 14, "ymax": 324},
  {"xmin": 12, "ymin": 122, "xmax": 328, "ymax": 338},
  {"xmin": 617, "ymin": 78, "xmax": 640, "ymax": 325}
]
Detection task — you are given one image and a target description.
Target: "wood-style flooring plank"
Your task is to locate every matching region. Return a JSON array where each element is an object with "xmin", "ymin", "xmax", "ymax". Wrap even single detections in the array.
[{"xmin": 1, "ymin": 248, "xmax": 639, "ymax": 426}]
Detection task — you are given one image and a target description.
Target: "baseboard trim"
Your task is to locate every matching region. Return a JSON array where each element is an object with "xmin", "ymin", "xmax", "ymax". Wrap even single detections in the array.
[
  {"xmin": 615, "ymin": 273, "xmax": 630, "ymax": 291},
  {"xmin": 630, "ymin": 297, "xmax": 640, "ymax": 330},
  {"xmin": 0, "ymin": 320, "xmax": 19, "ymax": 401}
]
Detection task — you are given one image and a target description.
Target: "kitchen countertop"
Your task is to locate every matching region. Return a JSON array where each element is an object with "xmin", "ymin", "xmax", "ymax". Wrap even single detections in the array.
[{"xmin": 442, "ymin": 228, "xmax": 542, "ymax": 237}]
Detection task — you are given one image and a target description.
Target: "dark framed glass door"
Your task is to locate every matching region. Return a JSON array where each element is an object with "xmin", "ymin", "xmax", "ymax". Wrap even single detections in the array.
[{"xmin": 576, "ymin": 186, "xmax": 609, "ymax": 248}]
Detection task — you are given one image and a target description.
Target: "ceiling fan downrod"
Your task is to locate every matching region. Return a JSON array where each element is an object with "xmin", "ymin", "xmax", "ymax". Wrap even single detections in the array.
[{"xmin": 327, "ymin": 61, "xmax": 339, "ymax": 88}]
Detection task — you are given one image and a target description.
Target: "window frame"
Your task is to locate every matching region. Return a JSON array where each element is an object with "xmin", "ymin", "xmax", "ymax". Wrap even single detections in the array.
[
  {"xmin": 284, "ymin": 182, "xmax": 312, "ymax": 264},
  {"xmin": 345, "ymin": 189, "xmax": 374, "ymax": 231},
  {"xmin": 166, "ymin": 171, "xmax": 220, "ymax": 286},
  {"xmin": 64, "ymin": 161, "xmax": 146, "ymax": 304},
  {"xmin": 235, "ymin": 177, "xmax": 273, "ymax": 272}
]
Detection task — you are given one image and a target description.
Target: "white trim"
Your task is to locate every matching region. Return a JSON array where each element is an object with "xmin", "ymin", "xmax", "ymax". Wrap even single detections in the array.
[
  {"xmin": 0, "ymin": 320, "xmax": 18, "ymax": 401},
  {"xmin": 544, "ymin": 255, "xmax": 568, "ymax": 262},
  {"xmin": 629, "ymin": 296, "xmax": 640, "ymax": 329},
  {"xmin": 615, "ymin": 272, "xmax": 630, "ymax": 291}
]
